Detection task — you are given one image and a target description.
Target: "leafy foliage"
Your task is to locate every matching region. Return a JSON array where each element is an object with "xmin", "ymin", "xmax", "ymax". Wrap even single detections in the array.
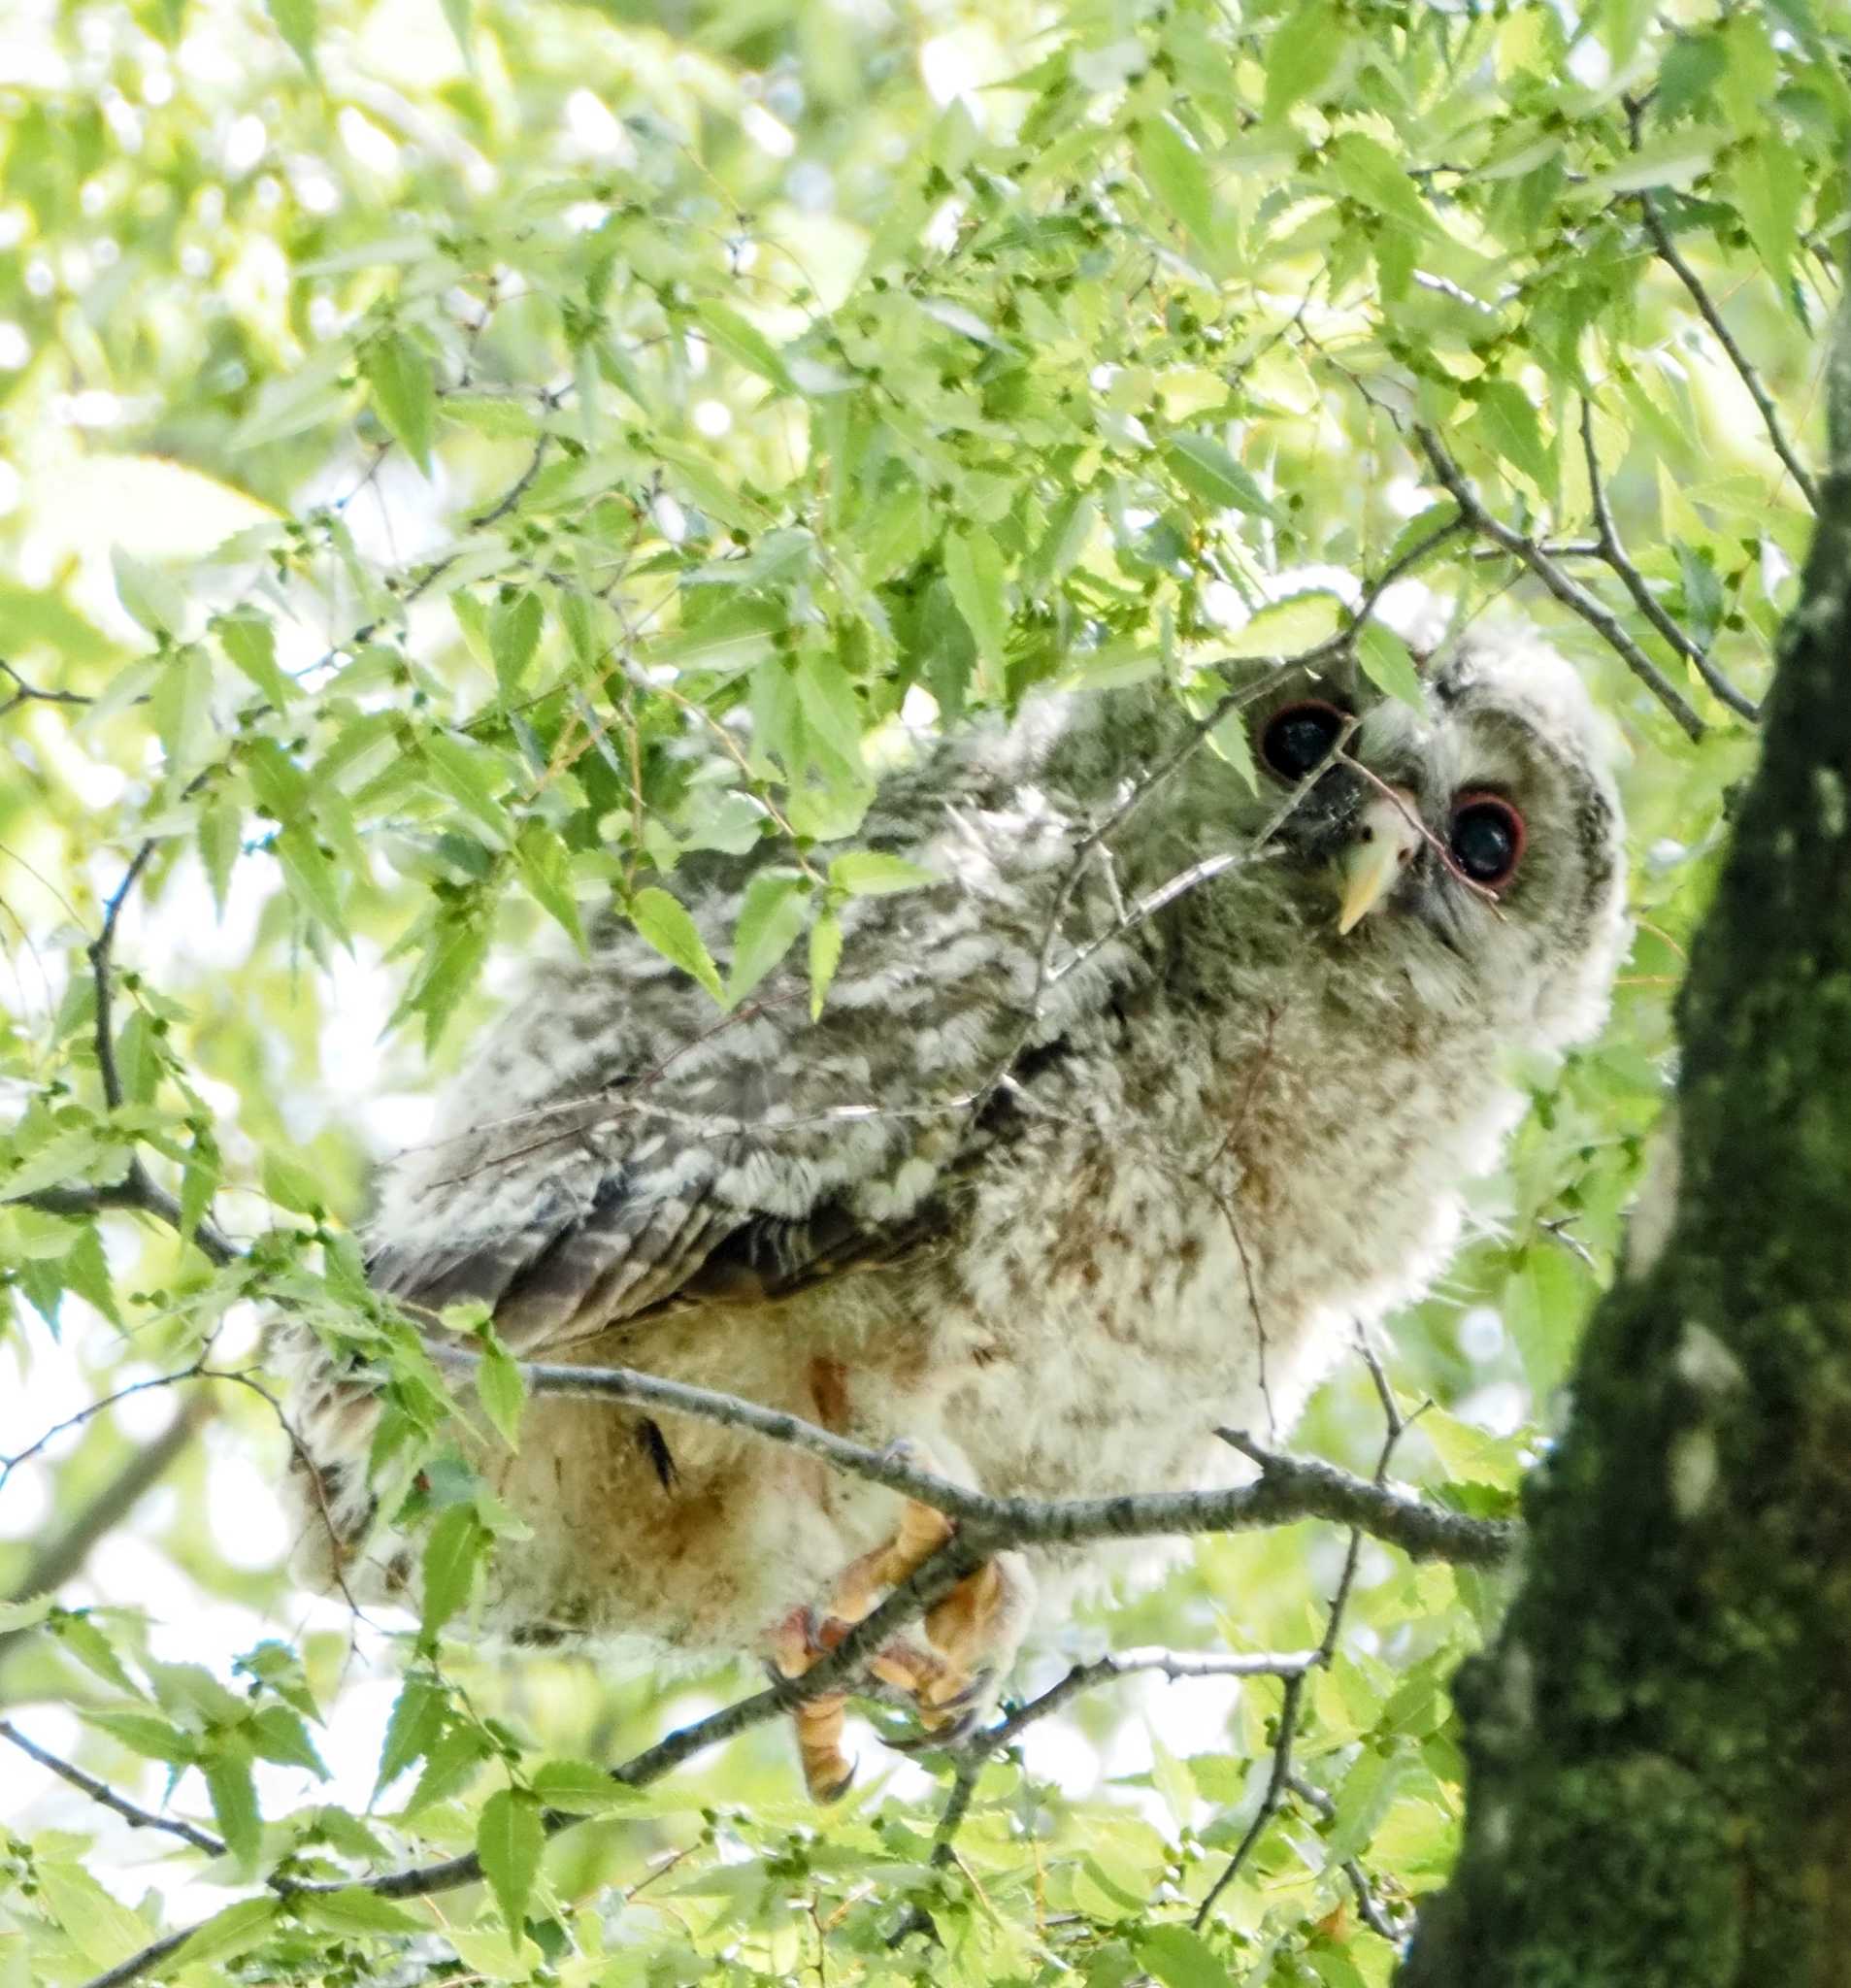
[{"xmin": 0, "ymin": 0, "xmax": 1834, "ymax": 1983}]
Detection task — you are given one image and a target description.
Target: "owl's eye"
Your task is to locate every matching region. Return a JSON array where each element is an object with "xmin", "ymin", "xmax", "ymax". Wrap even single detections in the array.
[
  {"xmin": 1260, "ymin": 700, "xmax": 1348, "ymax": 780},
  {"xmin": 1448, "ymin": 793, "xmax": 1526, "ymax": 888}
]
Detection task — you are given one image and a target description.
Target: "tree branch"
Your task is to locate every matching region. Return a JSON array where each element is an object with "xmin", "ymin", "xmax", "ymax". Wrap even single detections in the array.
[
  {"xmin": 0, "ymin": 1719, "xmax": 227, "ymax": 1857},
  {"xmin": 1636, "ymin": 187, "xmax": 1819, "ymax": 511},
  {"xmin": 455, "ymin": 1350, "xmax": 1514, "ymax": 1566},
  {"xmin": 1412, "ymin": 422, "xmax": 1707, "ymax": 741},
  {"xmin": 1578, "ymin": 398, "xmax": 1760, "ymax": 722}
]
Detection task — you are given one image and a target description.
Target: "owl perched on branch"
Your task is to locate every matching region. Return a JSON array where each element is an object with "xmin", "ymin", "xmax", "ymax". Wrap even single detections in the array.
[{"xmin": 291, "ymin": 626, "xmax": 1626, "ymax": 1797}]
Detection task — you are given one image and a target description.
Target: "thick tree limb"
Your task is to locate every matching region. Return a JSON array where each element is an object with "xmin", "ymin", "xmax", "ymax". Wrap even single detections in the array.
[{"xmin": 1399, "ymin": 298, "xmax": 1850, "ymax": 1986}]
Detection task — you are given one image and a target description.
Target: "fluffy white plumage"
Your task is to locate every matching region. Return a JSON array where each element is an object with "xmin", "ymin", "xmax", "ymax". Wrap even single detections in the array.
[{"xmin": 288, "ymin": 626, "xmax": 1627, "ymax": 1740}]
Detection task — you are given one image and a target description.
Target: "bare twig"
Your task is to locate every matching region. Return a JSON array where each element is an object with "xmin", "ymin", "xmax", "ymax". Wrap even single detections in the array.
[
  {"xmin": 0, "ymin": 1720, "xmax": 227, "ymax": 1857},
  {"xmin": 1286, "ymin": 1770, "xmax": 1411, "ymax": 1942},
  {"xmin": 0, "ymin": 1392, "xmax": 215, "ymax": 1671},
  {"xmin": 1196, "ymin": 1344, "xmax": 1426, "ymax": 1927},
  {"xmin": 1412, "ymin": 423, "xmax": 1707, "ymax": 742},
  {"xmin": 1578, "ymin": 400, "xmax": 1759, "ymax": 722},
  {"xmin": 0, "ymin": 660, "xmax": 94, "ymax": 719},
  {"xmin": 1636, "ymin": 188, "xmax": 1819, "ymax": 511}
]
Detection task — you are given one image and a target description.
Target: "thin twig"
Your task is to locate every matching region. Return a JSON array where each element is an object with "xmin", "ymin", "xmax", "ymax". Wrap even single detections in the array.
[
  {"xmin": 1636, "ymin": 188, "xmax": 1819, "ymax": 511},
  {"xmin": 1195, "ymin": 1342, "xmax": 1426, "ymax": 1927},
  {"xmin": 0, "ymin": 1720, "xmax": 228, "ymax": 1858},
  {"xmin": 1578, "ymin": 399, "xmax": 1759, "ymax": 721},
  {"xmin": 1286, "ymin": 1771, "xmax": 1410, "ymax": 1942},
  {"xmin": 1412, "ymin": 423, "xmax": 1707, "ymax": 742}
]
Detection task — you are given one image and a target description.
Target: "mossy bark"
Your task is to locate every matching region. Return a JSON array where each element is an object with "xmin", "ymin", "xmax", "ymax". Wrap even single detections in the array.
[{"xmin": 1400, "ymin": 313, "xmax": 1851, "ymax": 1986}]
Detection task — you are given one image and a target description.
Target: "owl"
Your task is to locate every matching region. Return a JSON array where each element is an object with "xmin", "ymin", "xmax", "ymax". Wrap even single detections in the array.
[{"xmin": 289, "ymin": 624, "xmax": 1627, "ymax": 1797}]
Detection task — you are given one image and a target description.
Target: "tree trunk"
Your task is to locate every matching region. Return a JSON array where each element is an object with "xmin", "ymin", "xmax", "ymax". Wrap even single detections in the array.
[{"xmin": 1399, "ymin": 309, "xmax": 1851, "ymax": 1985}]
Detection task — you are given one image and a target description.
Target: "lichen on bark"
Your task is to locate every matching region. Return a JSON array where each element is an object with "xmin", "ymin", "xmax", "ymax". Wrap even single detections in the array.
[{"xmin": 1400, "ymin": 302, "xmax": 1851, "ymax": 1986}]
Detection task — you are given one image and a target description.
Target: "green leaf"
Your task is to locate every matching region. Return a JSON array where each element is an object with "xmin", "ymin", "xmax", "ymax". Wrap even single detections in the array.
[
  {"xmin": 167, "ymin": 1898, "xmax": 281, "ymax": 1972},
  {"xmin": 276, "ymin": 822, "xmax": 351, "ymax": 944},
  {"xmin": 1136, "ymin": 112, "xmax": 1218, "ymax": 253},
  {"xmin": 364, "ymin": 330, "xmax": 437, "ymax": 475},
  {"xmin": 216, "ymin": 611, "xmax": 295, "ymax": 706},
  {"xmin": 530, "ymin": 1757, "xmax": 634, "ymax": 1812},
  {"xmin": 248, "ymin": 1705, "xmax": 329, "ymax": 1777},
  {"xmin": 1137, "ymin": 1924, "xmax": 1237, "ymax": 1988},
  {"xmin": 419, "ymin": 1504, "xmax": 488, "ymax": 1640},
  {"xmin": 1471, "ymin": 380, "xmax": 1553, "ymax": 495},
  {"xmin": 1356, "ymin": 622, "xmax": 1427, "ymax": 712},
  {"xmin": 421, "ymin": 731, "xmax": 515, "ymax": 845},
  {"xmin": 489, "ymin": 590, "xmax": 544, "ymax": 698},
  {"xmin": 696, "ymin": 300, "xmax": 792, "ymax": 391},
  {"xmin": 298, "ymin": 1889, "xmax": 427, "ymax": 1936},
  {"xmin": 1263, "ymin": 2, "xmax": 1343, "ymax": 120},
  {"xmin": 0, "ymin": 1595, "xmax": 51, "ymax": 1634},
  {"xmin": 112, "ymin": 547, "xmax": 186, "ymax": 639},
  {"xmin": 726, "ymin": 872, "xmax": 810, "ymax": 1006},
  {"xmin": 263, "ymin": 1149, "xmax": 327, "ymax": 1216},
  {"xmin": 514, "ymin": 822, "xmax": 586, "ymax": 950},
  {"xmin": 204, "ymin": 1748, "xmax": 262, "ymax": 1867},
  {"xmin": 1164, "ymin": 435, "xmax": 1277, "ymax": 518},
  {"xmin": 477, "ymin": 1787, "xmax": 545, "ymax": 1938},
  {"xmin": 37, "ymin": 1864, "xmax": 155, "ymax": 1970},
  {"xmin": 1324, "ymin": 131, "xmax": 1439, "ymax": 244},
  {"xmin": 828, "ymin": 850, "xmax": 938, "ymax": 897},
  {"xmin": 376, "ymin": 1674, "xmax": 446, "ymax": 1795},
  {"xmin": 942, "ymin": 528, "xmax": 1009, "ymax": 694},
  {"xmin": 808, "ymin": 909, "xmax": 843, "ymax": 1019},
  {"xmin": 629, "ymin": 886, "xmax": 724, "ymax": 1003},
  {"xmin": 264, "ymin": 0, "xmax": 318, "ymax": 74},
  {"xmin": 476, "ymin": 1328, "xmax": 526, "ymax": 1449}
]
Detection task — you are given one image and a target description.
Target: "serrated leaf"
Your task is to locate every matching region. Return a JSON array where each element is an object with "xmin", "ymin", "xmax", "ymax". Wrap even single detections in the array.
[
  {"xmin": 1137, "ymin": 111, "xmax": 1218, "ymax": 252},
  {"xmin": 420, "ymin": 1505, "xmax": 487, "ymax": 1640},
  {"xmin": 376, "ymin": 1675, "xmax": 446, "ymax": 1796},
  {"xmin": 264, "ymin": 0, "xmax": 318, "ymax": 73},
  {"xmin": 489, "ymin": 590, "xmax": 544, "ymax": 699},
  {"xmin": 275, "ymin": 822, "xmax": 351, "ymax": 944},
  {"xmin": 1471, "ymin": 380, "xmax": 1552, "ymax": 495},
  {"xmin": 1165, "ymin": 435, "xmax": 1277, "ymax": 519},
  {"xmin": 513, "ymin": 822, "xmax": 585, "ymax": 951},
  {"xmin": 1263, "ymin": 2, "xmax": 1342, "ymax": 120},
  {"xmin": 630, "ymin": 887, "xmax": 724, "ymax": 1003},
  {"xmin": 530, "ymin": 1758, "xmax": 633, "ymax": 1812},
  {"xmin": 942, "ymin": 529, "xmax": 1009, "ymax": 694},
  {"xmin": 726, "ymin": 871, "xmax": 809, "ymax": 1006},
  {"xmin": 85, "ymin": 1709, "xmax": 195, "ymax": 1764},
  {"xmin": 697, "ymin": 300, "xmax": 792, "ymax": 390},
  {"xmin": 0, "ymin": 1595, "xmax": 51, "ymax": 1633},
  {"xmin": 55, "ymin": 1612, "xmax": 140, "ymax": 1694},
  {"xmin": 204, "ymin": 1748, "xmax": 262, "ymax": 1867},
  {"xmin": 364, "ymin": 331, "xmax": 436, "ymax": 475},
  {"xmin": 37, "ymin": 1863, "xmax": 154, "ymax": 1969},
  {"xmin": 167, "ymin": 1898, "xmax": 281, "ymax": 1971},
  {"xmin": 216, "ymin": 612, "xmax": 294, "ymax": 706},
  {"xmin": 477, "ymin": 1787, "xmax": 545, "ymax": 1939},
  {"xmin": 1137, "ymin": 1923, "xmax": 1237, "ymax": 1988},
  {"xmin": 248, "ymin": 1705, "xmax": 329, "ymax": 1777},
  {"xmin": 421, "ymin": 731, "xmax": 514, "ymax": 845},
  {"xmin": 299, "ymin": 1888, "xmax": 427, "ymax": 1936},
  {"xmin": 112, "ymin": 547, "xmax": 186, "ymax": 639},
  {"xmin": 476, "ymin": 1329, "xmax": 526, "ymax": 1449},
  {"xmin": 828, "ymin": 850, "xmax": 937, "ymax": 897},
  {"xmin": 405, "ymin": 1719, "xmax": 493, "ymax": 1813},
  {"xmin": 1357, "ymin": 622, "xmax": 1427, "ymax": 711},
  {"xmin": 808, "ymin": 909, "xmax": 843, "ymax": 1019},
  {"xmin": 1325, "ymin": 131, "xmax": 1440, "ymax": 243},
  {"xmin": 263, "ymin": 1149, "xmax": 326, "ymax": 1216}
]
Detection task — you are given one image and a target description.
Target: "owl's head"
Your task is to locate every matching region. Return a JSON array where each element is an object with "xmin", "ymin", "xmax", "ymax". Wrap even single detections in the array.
[{"xmin": 1226, "ymin": 627, "xmax": 1629, "ymax": 1048}]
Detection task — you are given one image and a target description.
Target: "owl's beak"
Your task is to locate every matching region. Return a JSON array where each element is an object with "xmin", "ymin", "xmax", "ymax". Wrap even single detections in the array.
[{"xmin": 1336, "ymin": 787, "xmax": 1425, "ymax": 934}]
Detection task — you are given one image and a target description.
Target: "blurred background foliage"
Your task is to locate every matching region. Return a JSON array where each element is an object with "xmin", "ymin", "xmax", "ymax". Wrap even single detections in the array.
[{"xmin": 0, "ymin": 0, "xmax": 1834, "ymax": 1981}]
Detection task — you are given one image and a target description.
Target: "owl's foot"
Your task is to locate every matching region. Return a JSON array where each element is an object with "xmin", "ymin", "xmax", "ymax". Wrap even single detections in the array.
[{"xmin": 769, "ymin": 1487, "xmax": 1033, "ymax": 1801}]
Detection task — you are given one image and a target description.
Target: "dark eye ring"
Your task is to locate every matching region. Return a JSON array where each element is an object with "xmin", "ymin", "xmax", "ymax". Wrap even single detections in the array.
[
  {"xmin": 1448, "ymin": 792, "xmax": 1526, "ymax": 889},
  {"xmin": 1259, "ymin": 699, "xmax": 1349, "ymax": 781}
]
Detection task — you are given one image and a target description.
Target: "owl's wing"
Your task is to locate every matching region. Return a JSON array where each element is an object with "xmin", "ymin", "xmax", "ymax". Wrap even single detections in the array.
[{"xmin": 364, "ymin": 825, "xmax": 1135, "ymax": 1356}]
